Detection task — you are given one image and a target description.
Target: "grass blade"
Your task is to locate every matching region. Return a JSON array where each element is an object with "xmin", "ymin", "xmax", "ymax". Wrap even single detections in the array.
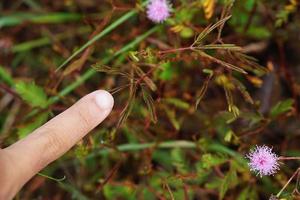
[
  {"xmin": 57, "ymin": 9, "xmax": 138, "ymax": 70},
  {"xmin": 25, "ymin": 26, "xmax": 159, "ymax": 119},
  {"xmin": 0, "ymin": 12, "xmax": 82, "ymax": 28}
]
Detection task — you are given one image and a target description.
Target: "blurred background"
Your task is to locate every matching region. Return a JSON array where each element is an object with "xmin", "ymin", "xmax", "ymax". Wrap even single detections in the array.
[{"xmin": 1, "ymin": 0, "xmax": 300, "ymax": 199}]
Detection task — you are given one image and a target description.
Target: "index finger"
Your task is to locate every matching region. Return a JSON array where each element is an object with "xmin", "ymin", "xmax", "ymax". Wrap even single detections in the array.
[{"xmin": 3, "ymin": 90, "xmax": 113, "ymax": 192}]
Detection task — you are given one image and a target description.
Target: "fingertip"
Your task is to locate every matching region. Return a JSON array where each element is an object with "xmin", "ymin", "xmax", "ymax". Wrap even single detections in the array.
[{"xmin": 94, "ymin": 90, "xmax": 114, "ymax": 111}]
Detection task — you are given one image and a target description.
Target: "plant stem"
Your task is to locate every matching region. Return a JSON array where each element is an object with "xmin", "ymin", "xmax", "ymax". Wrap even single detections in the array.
[
  {"xmin": 25, "ymin": 26, "xmax": 159, "ymax": 119},
  {"xmin": 158, "ymin": 46, "xmax": 192, "ymax": 54},
  {"xmin": 279, "ymin": 156, "xmax": 300, "ymax": 160},
  {"xmin": 37, "ymin": 173, "xmax": 66, "ymax": 182},
  {"xmin": 57, "ymin": 1, "xmax": 148, "ymax": 70},
  {"xmin": 276, "ymin": 168, "xmax": 300, "ymax": 198},
  {"xmin": 11, "ymin": 26, "xmax": 91, "ymax": 52},
  {"xmin": 85, "ymin": 140, "xmax": 246, "ymax": 166}
]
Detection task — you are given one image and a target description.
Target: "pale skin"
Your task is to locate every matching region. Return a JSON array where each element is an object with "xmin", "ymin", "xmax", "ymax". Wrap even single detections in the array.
[{"xmin": 0, "ymin": 90, "xmax": 114, "ymax": 199}]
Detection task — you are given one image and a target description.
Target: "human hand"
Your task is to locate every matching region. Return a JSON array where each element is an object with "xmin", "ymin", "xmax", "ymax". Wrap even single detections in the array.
[{"xmin": 0, "ymin": 90, "xmax": 114, "ymax": 199}]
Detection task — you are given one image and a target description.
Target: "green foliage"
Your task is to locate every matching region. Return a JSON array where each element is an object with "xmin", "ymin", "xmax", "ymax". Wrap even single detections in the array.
[
  {"xmin": 141, "ymin": 86, "xmax": 157, "ymax": 123},
  {"xmin": 15, "ymin": 81, "xmax": 48, "ymax": 108},
  {"xmin": 158, "ymin": 62, "xmax": 174, "ymax": 81},
  {"xmin": 59, "ymin": 183, "xmax": 89, "ymax": 200},
  {"xmin": 2, "ymin": 0, "xmax": 300, "ymax": 199},
  {"xmin": 171, "ymin": 148, "xmax": 188, "ymax": 173},
  {"xmin": 270, "ymin": 99, "xmax": 294, "ymax": 118},
  {"xmin": 199, "ymin": 153, "xmax": 228, "ymax": 169},
  {"xmin": 17, "ymin": 112, "xmax": 49, "ymax": 138},
  {"xmin": 219, "ymin": 168, "xmax": 238, "ymax": 199},
  {"xmin": 164, "ymin": 97, "xmax": 190, "ymax": 110},
  {"xmin": 103, "ymin": 184, "xmax": 136, "ymax": 200},
  {"xmin": 237, "ymin": 187, "xmax": 258, "ymax": 200},
  {"xmin": 0, "ymin": 66, "xmax": 14, "ymax": 86},
  {"xmin": 0, "ymin": 12, "xmax": 82, "ymax": 28},
  {"xmin": 275, "ymin": 0, "xmax": 298, "ymax": 27}
]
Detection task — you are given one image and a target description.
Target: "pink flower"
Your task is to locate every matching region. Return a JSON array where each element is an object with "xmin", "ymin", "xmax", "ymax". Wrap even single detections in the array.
[
  {"xmin": 146, "ymin": 0, "xmax": 171, "ymax": 23},
  {"xmin": 246, "ymin": 145, "xmax": 280, "ymax": 177}
]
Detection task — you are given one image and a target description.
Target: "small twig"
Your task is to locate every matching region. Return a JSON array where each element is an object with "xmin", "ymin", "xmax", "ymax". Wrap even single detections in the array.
[
  {"xmin": 37, "ymin": 173, "xmax": 66, "ymax": 182},
  {"xmin": 276, "ymin": 168, "xmax": 300, "ymax": 198},
  {"xmin": 279, "ymin": 157, "xmax": 300, "ymax": 161},
  {"xmin": 0, "ymin": 83, "xmax": 21, "ymax": 99},
  {"xmin": 158, "ymin": 46, "xmax": 192, "ymax": 55},
  {"xmin": 243, "ymin": 2, "xmax": 257, "ymax": 32},
  {"xmin": 95, "ymin": 158, "xmax": 123, "ymax": 193},
  {"xmin": 135, "ymin": 65, "xmax": 157, "ymax": 85},
  {"xmin": 163, "ymin": 180, "xmax": 175, "ymax": 200}
]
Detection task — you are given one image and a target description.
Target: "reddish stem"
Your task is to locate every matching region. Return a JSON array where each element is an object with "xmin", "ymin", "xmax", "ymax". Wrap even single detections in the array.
[
  {"xmin": 158, "ymin": 46, "xmax": 192, "ymax": 55},
  {"xmin": 279, "ymin": 156, "xmax": 300, "ymax": 160}
]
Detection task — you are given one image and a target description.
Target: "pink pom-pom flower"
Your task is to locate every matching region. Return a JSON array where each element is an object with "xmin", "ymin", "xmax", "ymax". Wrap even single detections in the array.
[
  {"xmin": 146, "ymin": 0, "xmax": 171, "ymax": 23},
  {"xmin": 246, "ymin": 145, "xmax": 280, "ymax": 177}
]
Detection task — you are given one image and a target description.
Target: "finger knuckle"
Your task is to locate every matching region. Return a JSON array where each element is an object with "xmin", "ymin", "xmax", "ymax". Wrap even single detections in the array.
[
  {"xmin": 36, "ymin": 129, "xmax": 66, "ymax": 169},
  {"xmin": 76, "ymin": 108, "xmax": 93, "ymax": 131}
]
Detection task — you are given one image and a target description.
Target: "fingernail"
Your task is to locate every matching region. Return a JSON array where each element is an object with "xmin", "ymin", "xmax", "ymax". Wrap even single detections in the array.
[{"xmin": 95, "ymin": 90, "xmax": 114, "ymax": 111}]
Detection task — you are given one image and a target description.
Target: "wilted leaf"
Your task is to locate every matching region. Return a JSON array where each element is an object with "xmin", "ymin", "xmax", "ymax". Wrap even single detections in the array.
[
  {"xmin": 92, "ymin": 63, "xmax": 127, "ymax": 76},
  {"xmin": 195, "ymin": 69, "xmax": 213, "ymax": 109},
  {"xmin": 199, "ymin": 50, "xmax": 247, "ymax": 74},
  {"xmin": 117, "ymin": 82, "xmax": 137, "ymax": 128},
  {"xmin": 165, "ymin": 108, "xmax": 180, "ymax": 130},
  {"xmin": 202, "ymin": 0, "xmax": 216, "ymax": 19},
  {"xmin": 134, "ymin": 66, "xmax": 157, "ymax": 91},
  {"xmin": 141, "ymin": 86, "xmax": 157, "ymax": 123},
  {"xmin": 63, "ymin": 49, "xmax": 91, "ymax": 76},
  {"xmin": 128, "ymin": 51, "xmax": 140, "ymax": 62},
  {"xmin": 194, "ymin": 15, "xmax": 231, "ymax": 45},
  {"xmin": 233, "ymin": 78, "xmax": 254, "ymax": 104}
]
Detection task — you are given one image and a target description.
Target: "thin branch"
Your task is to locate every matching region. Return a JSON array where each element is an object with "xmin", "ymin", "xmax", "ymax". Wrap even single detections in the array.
[
  {"xmin": 279, "ymin": 157, "xmax": 300, "ymax": 161},
  {"xmin": 276, "ymin": 168, "xmax": 300, "ymax": 198}
]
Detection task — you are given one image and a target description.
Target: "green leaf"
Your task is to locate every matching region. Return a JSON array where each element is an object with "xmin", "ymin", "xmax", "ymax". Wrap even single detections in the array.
[
  {"xmin": 219, "ymin": 168, "xmax": 238, "ymax": 199},
  {"xmin": 56, "ymin": 3, "xmax": 148, "ymax": 70},
  {"xmin": 159, "ymin": 62, "xmax": 174, "ymax": 81},
  {"xmin": 17, "ymin": 112, "xmax": 49, "ymax": 138},
  {"xmin": 180, "ymin": 27, "xmax": 194, "ymax": 38},
  {"xmin": 152, "ymin": 150, "xmax": 173, "ymax": 170},
  {"xmin": 165, "ymin": 109, "xmax": 181, "ymax": 130},
  {"xmin": 0, "ymin": 66, "xmax": 14, "ymax": 86},
  {"xmin": 245, "ymin": 26, "xmax": 271, "ymax": 40},
  {"xmin": 75, "ymin": 142, "xmax": 89, "ymax": 164},
  {"xmin": 15, "ymin": 81, "xmax": 48, "ymax": 108},
  {"xmin": 199, "ymin": 154, "xmax": 227, "ymax": 169},
  {"xmin": 171, "ymin": 148, "xmax": 188, "ymax": 173},
  {"xmin": 103, "ymin": 184, "xmax": 136, "ymax": 200},
  {"xmin": 237, "ymin": 187, "xmax": 250, "ymax": 200},
  {"xmin": 224, "ymin": 129, "xmax": 234, "ymax": 142},
  {"xmin": 59, "ymin": 182, "xmax": 89, "ymax": 200},
  {"xmin": 0, "ymin": 12, "xmax": 82, "ymax": 28},
  {"xmin": 176, "ymin": 8, "xmax": 196, "ymax": 22},
  {"xmin": 164, "ymin": 98, "xmax": 190, "ymax": 110},
  {"xmin": 270, "ymin": 99, "xmax": 294, "ymax": 118}
]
